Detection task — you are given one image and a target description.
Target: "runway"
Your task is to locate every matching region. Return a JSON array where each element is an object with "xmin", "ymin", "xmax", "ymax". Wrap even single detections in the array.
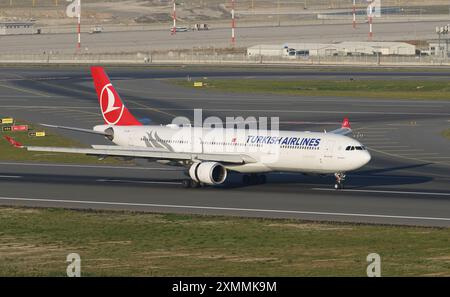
[{"xmin": 0, "ymin": 66, "xmax": 449, "ymax": 227}]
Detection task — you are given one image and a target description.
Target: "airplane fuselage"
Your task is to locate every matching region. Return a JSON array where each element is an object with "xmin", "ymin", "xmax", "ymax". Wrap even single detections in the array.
[{"xmin": 95, "ymin": 125, "xmax": 371, "ymax": 174}]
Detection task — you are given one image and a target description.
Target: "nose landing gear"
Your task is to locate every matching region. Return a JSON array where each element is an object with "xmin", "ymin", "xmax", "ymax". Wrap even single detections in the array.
[{"xmin": 334, "ymin": 173, "xmax": 346, "ymax": 190}]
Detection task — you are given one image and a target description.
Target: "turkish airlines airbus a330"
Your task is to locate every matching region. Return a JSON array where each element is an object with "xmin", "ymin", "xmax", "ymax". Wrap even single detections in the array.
[{"xmin": 5, "ymin": 66, "xmax": 371, "ymax": 189}]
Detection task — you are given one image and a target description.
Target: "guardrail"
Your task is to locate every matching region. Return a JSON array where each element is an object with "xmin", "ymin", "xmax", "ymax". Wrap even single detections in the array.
[{"xmin": 0, "ymin": 53, "xmax": 449, "ymax": 67}]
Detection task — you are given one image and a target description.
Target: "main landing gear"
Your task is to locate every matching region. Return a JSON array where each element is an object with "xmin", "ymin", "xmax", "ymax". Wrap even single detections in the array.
[
  {"xmin": 242, "ymin": 174, "xmax": 267, "ymax": 185},
  {"xmin": 334, "ymin": 173, "xmax": 346, "ymax": 190},
  {"xmin": 182, "ymin": 179, "xmax": 201, "ymax": 188}
]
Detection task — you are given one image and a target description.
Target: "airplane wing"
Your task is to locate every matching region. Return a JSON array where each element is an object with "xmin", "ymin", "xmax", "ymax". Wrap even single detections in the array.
[
  {"xmin": 330, "ymin": 118, "xmax": 352, "ymax": 136},
  {"xmin": 4, "ymin": 136, "xmax": 256, "ymax": 165}
]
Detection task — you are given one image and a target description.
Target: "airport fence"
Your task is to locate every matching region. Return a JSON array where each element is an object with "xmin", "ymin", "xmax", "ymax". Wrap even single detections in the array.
[{"xmin": 1, "ymin": 52, "xmax": 450, "ymax": 67}]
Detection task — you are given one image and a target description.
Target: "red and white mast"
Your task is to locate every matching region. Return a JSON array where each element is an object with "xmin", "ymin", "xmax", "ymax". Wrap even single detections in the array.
[
  {"xmin": 77, "ymin": 0, "xmax": 81, "ymax": 49},
  {"xmin": 352, "ymin": 0, "xmax": 356, "ymax": 29},
  {"xmin": 171, "ymin": 0, "xmax": 176, "ymax": 35},
  {"xmin": 231, "ymin": 0, "xmax": 236, "ymax": 45},
  {"xmin": 367, "ymin": 1, "xmax": 374, "ymax": 40}
]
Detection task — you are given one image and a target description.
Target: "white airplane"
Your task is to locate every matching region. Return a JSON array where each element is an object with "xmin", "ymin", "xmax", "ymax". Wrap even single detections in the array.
[{"xmin": 5, "ymin": 66, "xmax": 371, "ymax": 189}]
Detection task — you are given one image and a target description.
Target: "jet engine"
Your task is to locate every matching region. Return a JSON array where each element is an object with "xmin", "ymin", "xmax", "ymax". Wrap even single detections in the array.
[{"xmin": 189, "ymin": 162, "xmax": 227, "ymax": 185}]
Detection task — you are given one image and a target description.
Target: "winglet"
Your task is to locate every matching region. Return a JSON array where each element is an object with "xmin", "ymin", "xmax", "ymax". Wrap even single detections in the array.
[
  {"xmin": 4, "ymin": 136, "xmax": 24, "ymax": 148},
  {"xmin": 342, "ymin": 118, "xmax": 351, "ymax": 129}
]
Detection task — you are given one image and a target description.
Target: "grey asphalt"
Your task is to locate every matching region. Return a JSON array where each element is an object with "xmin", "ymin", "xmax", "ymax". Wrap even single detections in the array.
[{"xmin": 0, "ymin": 66, "xmax": 449, "ymax": 227}]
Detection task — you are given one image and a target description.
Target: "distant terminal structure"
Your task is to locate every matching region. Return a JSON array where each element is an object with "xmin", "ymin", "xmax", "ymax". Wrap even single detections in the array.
[
  {"xmin": 247, "ymin": 42, "xmax": 417, "ymax": 57},
  {"xmin": 0, "ymin": 21, "xmax": 36, "ymax": 35}
]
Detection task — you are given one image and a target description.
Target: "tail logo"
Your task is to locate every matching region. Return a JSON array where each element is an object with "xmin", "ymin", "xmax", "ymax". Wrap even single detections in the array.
[{"xmin": 100, "ymin": 83, "xmax": 124, "ymax": 125}]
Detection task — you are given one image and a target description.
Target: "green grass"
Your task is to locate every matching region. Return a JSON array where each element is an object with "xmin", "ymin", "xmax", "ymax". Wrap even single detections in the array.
[
  {"xmin": 0, "ymin": 120, "xmax": 128, "ymax": 165},
  {"xmin": 175, "ymin": 79, "xmax": 450, "ymax": 100},
  {"xmin": 1, "ymin": 207, "xmax": 449, "ymax": 276},
  {"xmin": 442, "ymin": 129, "xmax": 450, "ymax": 140}
]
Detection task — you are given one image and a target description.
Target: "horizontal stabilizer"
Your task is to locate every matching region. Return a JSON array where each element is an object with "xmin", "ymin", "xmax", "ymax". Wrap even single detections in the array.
[{"xmin": 40, "ymin": 123, "xmax": 111, "ymax": 136}]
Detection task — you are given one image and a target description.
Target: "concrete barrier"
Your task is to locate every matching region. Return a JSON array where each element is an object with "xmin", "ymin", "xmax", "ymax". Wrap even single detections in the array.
[{"xmin": 0, "ymin": 53, "xmax": 449, "ymax": 67}]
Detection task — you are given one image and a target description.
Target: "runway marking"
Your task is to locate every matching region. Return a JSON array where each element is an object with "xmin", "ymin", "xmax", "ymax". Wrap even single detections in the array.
[
  {"xmin": 373, "ymin": 146, "xmax": 409, "ymax": 148},
  {"xmin": 1, "ymin": 105, "xmax": 445, "ymax": 116},
  {"xmin": 368, "ymin": 147, "xmax": 450, "ymax": 168},
  {"xmin": 0, "ymin": 162, "xmax": 181, "ymax": 171},
  {"xmin": 97, "ymin": 179, "xmax": 180, "ymax": 185},
  {"xmin": 0, "ymin": 83, "xmax": 51, "ymax": 98},
  {"xmin": 399, "ymin": 153, "xmax": 440, "ymax": 156},
  {"xmin": 62, "ymin": 108, "xmax": 101, "ymax": 117},
  {"xmin": 127, "ymin": 100, "xmax": 178, "ymax": 118},
  {"xmin": 382, "ymin": 149, "xmax": 425, "ymax": 152},
  {"xmin": 0, "ymin": 196, "xmax": 449, "ymax": 223},
  {"xmin": 354, "ymin": 127, "xmax": 398, "ymax": 130},
  {"xmin": 157, "ymin": 108, "xmax": 450, "ymax": 116},
  {"xmin": 387, "ymin": 124, "xmax": 421, "ymax": 127},
  {"xmin": 313, "ymin": 188, "xmax": 450, "ymax": 197},
  {"xmin": 0, "ymin": 175, "xmax": 22, "ymax": 179},
  {"xmin": 353, "ymin": 104, "xmax": 444, "ymax": 108}
]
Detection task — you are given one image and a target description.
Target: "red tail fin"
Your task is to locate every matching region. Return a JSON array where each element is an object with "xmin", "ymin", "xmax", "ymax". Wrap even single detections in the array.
[
  {"xmin": 341, "ymin": 118, "xmax": 351, "ymax": 129},
  {"xmin": 90, "ymin": 66, "xmax": 142, "ymax": 126}
]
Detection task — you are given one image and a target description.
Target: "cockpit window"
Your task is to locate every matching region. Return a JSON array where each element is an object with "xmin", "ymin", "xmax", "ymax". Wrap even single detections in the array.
[{"xmin": 346, "ymin": 146, "xmax": 366, "ymax": 151}]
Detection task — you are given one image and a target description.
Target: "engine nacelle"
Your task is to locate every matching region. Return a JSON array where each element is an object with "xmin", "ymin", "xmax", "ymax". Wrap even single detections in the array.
[{"xmin": 189, "ymin": 162, "xmax": 227, "ymax": 185}]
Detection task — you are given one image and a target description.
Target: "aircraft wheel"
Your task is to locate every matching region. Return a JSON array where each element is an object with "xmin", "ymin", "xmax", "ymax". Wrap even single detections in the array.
[
  {"xmin": 334, "ymin": 183, "xmax": 344, "ymax": 190},
  {"xmin": 182, "ymin": 179, "xmax": 192, "ymax": 188},
  {"xmin": 191, "ymin": 180, "xmax": 200, "ymax": 188}
]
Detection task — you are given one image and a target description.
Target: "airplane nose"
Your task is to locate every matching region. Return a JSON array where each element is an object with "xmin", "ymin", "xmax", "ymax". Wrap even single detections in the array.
[{"xmin": 362, "ymin": 151, "xmax": 371, "ymax": 165}]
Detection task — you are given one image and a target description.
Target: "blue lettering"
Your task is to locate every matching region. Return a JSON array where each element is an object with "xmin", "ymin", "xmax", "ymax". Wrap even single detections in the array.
[{"xmin": 281, "ymin": 137, "xmax": 289, "ymax": 145}]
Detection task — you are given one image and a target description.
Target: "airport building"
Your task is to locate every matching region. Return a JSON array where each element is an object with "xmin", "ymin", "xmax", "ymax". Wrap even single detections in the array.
[
  {"xmin": 0, "ymin": 21, "xmax": 35, "ymax": 35},
  {"xmin": 427, "ymin": 43, "xmax": 449, "ymax": 56},
  {"xmin": 247, "ymin": 42, "xmax": 416, "ymax": 57}
]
